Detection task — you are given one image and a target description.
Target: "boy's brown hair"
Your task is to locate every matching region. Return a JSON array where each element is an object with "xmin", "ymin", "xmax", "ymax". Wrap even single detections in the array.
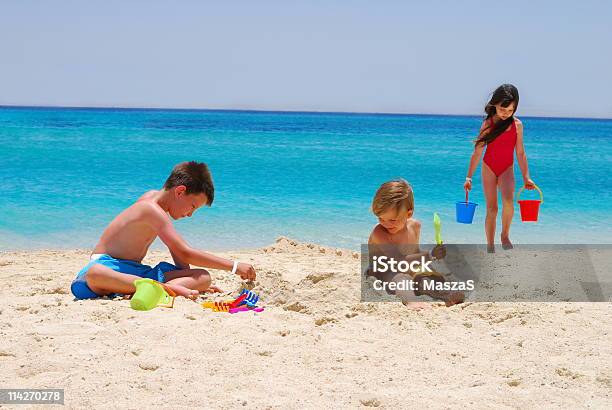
[
  {"xmin": 372, "ymin": 178, "xmax": 414, "ymax": 216},
  {"xmin": 163, "ymin": 161, "xmax": 215, "ymax": 205}
]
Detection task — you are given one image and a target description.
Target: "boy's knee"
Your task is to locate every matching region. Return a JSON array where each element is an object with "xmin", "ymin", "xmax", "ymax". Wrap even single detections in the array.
[
  {"xmin": 84, "ymin": 264, "xmax": 113, "ymax": 295},
  {"xmin": 191, "ymin": 269, "xmax": 211, "ymax": 291},
  {"xmin": 85, "ymin": 264, "xmax": 105, "ymax": 287},
  {"xmin": 487, "ymin": 204, "xmax": 498, "ymax": 214}
]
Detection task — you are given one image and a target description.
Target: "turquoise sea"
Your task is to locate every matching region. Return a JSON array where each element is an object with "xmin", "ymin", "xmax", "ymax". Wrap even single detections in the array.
[{"xmin": 1, "ymin": 107, "xmax": 611, "ymax": 251}]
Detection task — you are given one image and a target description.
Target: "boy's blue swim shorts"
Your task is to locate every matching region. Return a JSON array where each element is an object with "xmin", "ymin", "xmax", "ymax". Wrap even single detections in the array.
[{"xmin": 70, "ymin": 254, "xmax": 177, "ymax": 300}]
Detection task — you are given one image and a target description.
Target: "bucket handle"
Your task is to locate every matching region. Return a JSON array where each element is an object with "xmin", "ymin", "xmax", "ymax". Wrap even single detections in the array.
[
  {"xmin": 156, "ymin": 281, "xmax": 176, "ymax": 308},
  {"xmin": 517, "ymin": 184, "xmax": 543, "ymax": 204}
]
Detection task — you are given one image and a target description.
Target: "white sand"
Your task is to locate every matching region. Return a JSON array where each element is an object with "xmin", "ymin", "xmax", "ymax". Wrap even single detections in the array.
[{"xmin": 0, "ymin": 237, "xmax": 610, "ymax": 409}]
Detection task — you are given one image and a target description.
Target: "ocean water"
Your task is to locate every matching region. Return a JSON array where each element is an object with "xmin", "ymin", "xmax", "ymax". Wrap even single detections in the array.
[{"xmin": 1, "ymin": 107, "xmax": 611, "ymax": 251}]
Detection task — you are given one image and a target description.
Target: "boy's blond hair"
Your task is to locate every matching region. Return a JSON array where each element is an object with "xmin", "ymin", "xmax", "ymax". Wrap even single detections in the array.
[{"xmin": 372, "ymin": 179, "xmax": 414, "ymax": 216}]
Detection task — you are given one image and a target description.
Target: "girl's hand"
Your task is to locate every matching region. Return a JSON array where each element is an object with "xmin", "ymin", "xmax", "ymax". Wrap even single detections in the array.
[
  {"xmin": 463, "ymin": 180, "xmax": 472, "ymax": 191},
  {"xmin": 524, "ymin": 178, "xmax": 536, "ymax": 190}
]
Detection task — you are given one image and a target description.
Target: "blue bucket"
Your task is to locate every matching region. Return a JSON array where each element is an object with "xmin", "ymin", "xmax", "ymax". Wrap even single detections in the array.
[{"xmin": 456, "ymin": 201, "xmax": 478, "ymax": 224}]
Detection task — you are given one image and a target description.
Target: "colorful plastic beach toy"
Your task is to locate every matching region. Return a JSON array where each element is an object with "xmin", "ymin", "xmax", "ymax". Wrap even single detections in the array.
[
  {"xmin": 517, "ymin": 185, "xmax": 543, "ymax": 222},
  {"xmin": 201, "ymin": 300, "xmax": 234, "ymax": 312},
  {"xmin": 433, "ymin": 212, "xmax": 443, "ymax": 245},
  {"xmin": 229, "ymin": 306, "xmax": 265, "ymax": 314},
  {"xmin": 201, "ymin": 289, "xmax": 263, "ymax": 313},
  {"xmin": 238, "ymin": 289, "xmax": 260, "ymax": 307},
  {"xmin": 201, "ymin": 293, "xmax": 251, "ymax": 312},
  {"xmin": 230, "ymin": 293, "xmax": 248, "ymax": 308},
  {"xmin": 130, "ymin": 278, "xmax": 176, "ymax": 311}
]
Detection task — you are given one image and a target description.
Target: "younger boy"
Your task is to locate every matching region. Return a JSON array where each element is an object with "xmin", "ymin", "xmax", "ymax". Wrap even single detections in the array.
[
  {"xmin": 367, "ymin": 179, "xmax": 464, "ymax": 308},
  {"xmin": 70, "ymin": 161, "xmax": 256, "ymax": 300}
]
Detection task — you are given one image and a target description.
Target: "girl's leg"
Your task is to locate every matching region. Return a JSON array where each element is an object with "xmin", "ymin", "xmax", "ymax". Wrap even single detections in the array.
[
  {"xmin": 498, "ymin": 166, "xmax": 515, "ymax": 249},
  {"xmin": 482, "ymin": 163, "xmax": 499, "ymax": 252}
]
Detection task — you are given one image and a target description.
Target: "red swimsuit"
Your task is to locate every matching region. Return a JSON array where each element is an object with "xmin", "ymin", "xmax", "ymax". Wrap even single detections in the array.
[{"xmin": 483, "ymin": 120, "xmax": 517, "ymax": 176}]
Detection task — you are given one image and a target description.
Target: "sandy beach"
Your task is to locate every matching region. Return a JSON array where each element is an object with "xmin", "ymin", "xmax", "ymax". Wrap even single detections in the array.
[{"xmin": 0, "ymin": 237, "xmax": 610, "ymax": 409}]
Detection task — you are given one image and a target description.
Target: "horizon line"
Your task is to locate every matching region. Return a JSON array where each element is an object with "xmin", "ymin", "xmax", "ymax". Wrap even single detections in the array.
[{"xmin": 1, "ymin": 104, "xmax": 610, "ymax": 121}]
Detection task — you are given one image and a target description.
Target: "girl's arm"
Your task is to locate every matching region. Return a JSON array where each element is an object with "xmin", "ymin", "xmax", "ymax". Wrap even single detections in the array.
[
  {"xmin": 464, "ymin": 121, "xmax": 487, "ymax": 191},
  {"xmin": 515, "ymin": 119, "xmax": 536, "ymax": 189}
]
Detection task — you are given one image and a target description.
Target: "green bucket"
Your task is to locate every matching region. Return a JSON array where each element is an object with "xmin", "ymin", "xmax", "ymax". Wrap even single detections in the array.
[{"xmin": 130, "ymin": 278, "xmax": 173, "ymax": 311}]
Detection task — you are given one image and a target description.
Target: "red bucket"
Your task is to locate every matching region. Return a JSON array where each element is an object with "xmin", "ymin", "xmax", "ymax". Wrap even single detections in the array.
[{"xmin": 517, "ymin": 185, "xmax": 543, "ymax": 222}]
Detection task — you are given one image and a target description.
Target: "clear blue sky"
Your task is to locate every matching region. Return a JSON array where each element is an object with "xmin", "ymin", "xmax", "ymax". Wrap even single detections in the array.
[{"xmin": 1, "ymin": 0, "xmax": 611, "ymax": 118}]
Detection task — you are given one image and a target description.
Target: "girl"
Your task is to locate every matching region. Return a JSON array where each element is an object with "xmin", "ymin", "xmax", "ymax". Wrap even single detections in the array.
[{"xmin": 464, "ymin": 84, "xmax": 536, "ymax": 253}]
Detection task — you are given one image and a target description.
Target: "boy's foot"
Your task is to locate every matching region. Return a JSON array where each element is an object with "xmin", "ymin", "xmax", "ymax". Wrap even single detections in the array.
[
  {"xmin": 412, "ymin": 274, "xmax": 464, "ymax": 307},
  {"xmin": 401, "ymin": 300, "xmax": 431, "ymax": 310},
  {"xmin": 501, "ymin": 236, "xmax": 513, "ymax": 250},
  {"xmin": 487, "ymin": 245, "xmax": 496, "ymax": 253},
  {"xmin": 443, "ymin": 291, "xmax": 465, "ymax": 307},
  {"xmin": 166, "ymin": 283, "xmax": 199, "ymax": 300}
]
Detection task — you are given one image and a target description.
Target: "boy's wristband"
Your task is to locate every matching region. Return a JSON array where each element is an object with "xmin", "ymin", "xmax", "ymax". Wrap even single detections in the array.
[
  {"xmin": 428, "ymin": 250, "xmax": 436, "ymax": 261},
  {"xmin": 465, "ymin": 177, "xmax": 472, "ymax": 182},
  {"xmin": 231, "ymin": 261, "xmax": 239, "ymax": 275}
]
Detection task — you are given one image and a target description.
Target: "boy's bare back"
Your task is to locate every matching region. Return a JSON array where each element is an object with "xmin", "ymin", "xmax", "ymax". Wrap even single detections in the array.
[{"xmin": 92, "ymin": 190, "xmax": 166, "ymax": 262}]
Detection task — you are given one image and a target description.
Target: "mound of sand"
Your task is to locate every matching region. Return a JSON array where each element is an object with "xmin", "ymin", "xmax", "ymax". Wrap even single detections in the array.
[{"xmin": 0, "ymin": 238, "xmax": 610, "ymax": 408}]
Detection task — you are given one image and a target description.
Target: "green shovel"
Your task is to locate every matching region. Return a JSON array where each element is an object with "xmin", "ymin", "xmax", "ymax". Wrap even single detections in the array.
[{"xmin": 433, "ymin": 212, "xmax": 443, "ymax": 245}]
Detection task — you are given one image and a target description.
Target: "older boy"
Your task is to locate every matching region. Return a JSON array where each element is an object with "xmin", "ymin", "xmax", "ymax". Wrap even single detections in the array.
[{"xmin": 70, "ymin": 161, "xmax": 256, "ymax": 300}]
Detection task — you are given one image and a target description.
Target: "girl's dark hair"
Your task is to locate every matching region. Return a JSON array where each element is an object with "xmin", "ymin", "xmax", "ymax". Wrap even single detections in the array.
[{"xmin": 475, "ymin": 84, "xmax": 519, "ymax": 146}]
